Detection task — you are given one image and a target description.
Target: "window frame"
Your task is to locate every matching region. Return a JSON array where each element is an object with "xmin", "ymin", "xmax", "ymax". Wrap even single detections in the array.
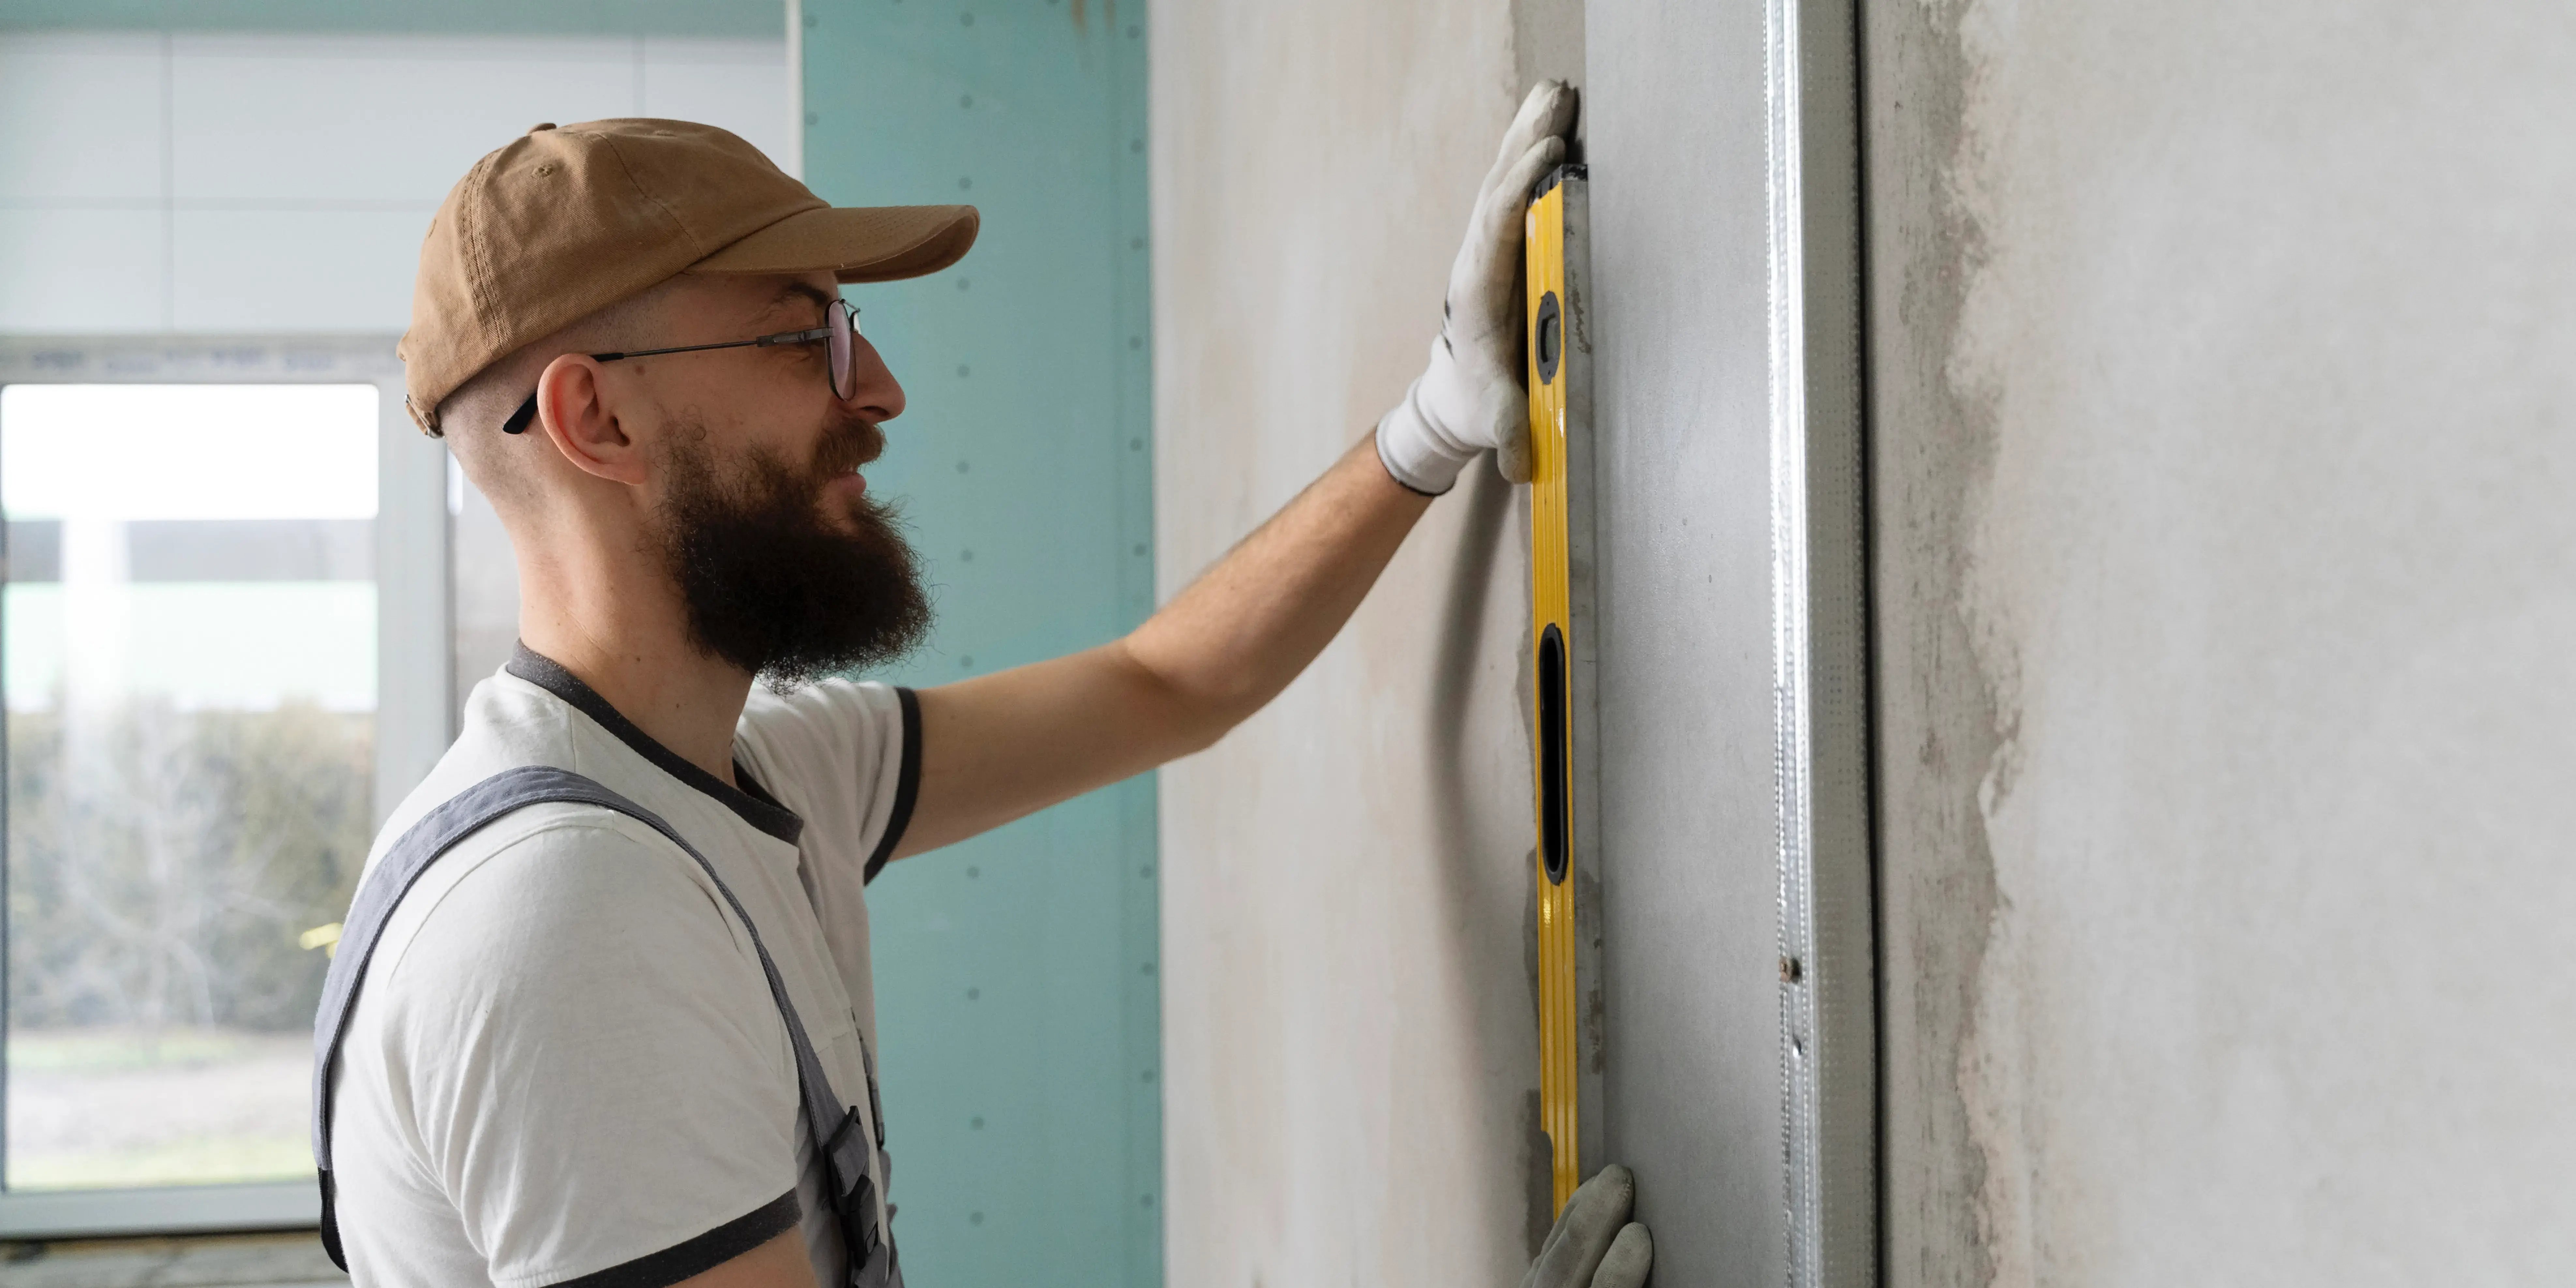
[{"xmin": 0, "ymin": 334, "xmax": 451, "ymax": 1238}]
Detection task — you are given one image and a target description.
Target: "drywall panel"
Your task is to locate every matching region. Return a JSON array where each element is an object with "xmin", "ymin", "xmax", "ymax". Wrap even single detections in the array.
[
  {"xmin": 1152, "ymin": 2, "xmax": 1550, "ymax": 1285},
  {"xmin": 801, "ymin": 6, "xmax": 1161, "ymax": 1287},
  {"xmin": 1865, "ymin": 1, "xmax": 2576, "ymax": 1283},
  {"xmin": 1583, "ymin": 0, "xmax": 1806, "ymax": 1284},
  {"xmin": 1160, "ymin": 0, "xmax": 1855, "ymax": 1283}
]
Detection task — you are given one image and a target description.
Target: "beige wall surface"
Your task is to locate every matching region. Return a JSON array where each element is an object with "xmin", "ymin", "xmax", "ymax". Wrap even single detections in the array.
[
  {"xmin": 1868, "ymin": 1, "xmax": 2576, "ymax": 1283},
  {"xmin": 1150, "ymin": 3, "xmax": 1558, "ymax": 1285}
]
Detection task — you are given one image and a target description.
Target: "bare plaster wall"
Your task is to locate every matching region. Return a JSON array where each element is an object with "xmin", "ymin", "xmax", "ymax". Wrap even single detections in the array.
[
  {"xmin": 1151, "ymin": 4, "xmax": 1567, "ymax": 1285},
  {"xmin": 1868, "ymin": 1, "xmax": 2576, "ymax": 1282}
]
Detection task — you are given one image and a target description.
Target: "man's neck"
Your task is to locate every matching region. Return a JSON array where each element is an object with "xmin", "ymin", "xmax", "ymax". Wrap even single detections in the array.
[{"xmin": 515, "ymin": 581, "xmax": 754, "ymax": 788}]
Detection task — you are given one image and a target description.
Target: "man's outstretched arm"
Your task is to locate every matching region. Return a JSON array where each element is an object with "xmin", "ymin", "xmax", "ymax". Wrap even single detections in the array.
[
  {"xmin": 891, "ymin": 81, "xmax": 1577, "ymax": 861},
  {"xmin": 894, "ymin": 431, "xmax": 1426, "ymax": 857}
]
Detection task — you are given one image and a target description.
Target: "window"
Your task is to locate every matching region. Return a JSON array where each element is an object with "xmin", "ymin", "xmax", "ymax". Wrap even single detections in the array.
[{"xmin": 0, "ymin": 338, "xmax": 450, "ymax": 1237}]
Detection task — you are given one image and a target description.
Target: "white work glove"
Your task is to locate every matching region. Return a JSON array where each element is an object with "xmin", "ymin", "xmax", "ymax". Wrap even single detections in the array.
[
  {"xmin": 1377, "ymin": 80, "xmax": 1580, "ymax": 496},
  {"xmin": 1521, "ymin": 1164, "xmax": 1654, "ymax": 1288}
]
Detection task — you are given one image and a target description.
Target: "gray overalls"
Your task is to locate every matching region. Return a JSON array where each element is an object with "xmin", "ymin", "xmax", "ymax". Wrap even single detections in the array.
[{"xmin": 310, "ymin": 765, "xmax": 903, "ymax": 1287}]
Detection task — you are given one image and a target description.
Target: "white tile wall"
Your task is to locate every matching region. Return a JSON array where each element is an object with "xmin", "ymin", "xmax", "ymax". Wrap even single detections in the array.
[
  {"xmin": 0, "ymin": 207, "xmax": 167, "ymax": 332},
  {"xmin": 171, "ymin": 207, "xmax": 428, "ymax": 332},
  {"xmin": 0, "ymin": 29, "xmax": 789, "ymax": 336},
  {"xmin": 0, "ymin": 34, "xmax": 167, "ymax": 203},
  {"xmin": 638, "ymin": 36, "xmax": 795, "ymax": 160},
  {"xmin": 171, "ymin": 36, "xmax": 649, "ymax": 205}
]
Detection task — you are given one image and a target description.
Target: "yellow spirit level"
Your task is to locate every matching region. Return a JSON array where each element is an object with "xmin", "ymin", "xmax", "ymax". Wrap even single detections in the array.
[{"xmin": 1525, "ymin": 162, "xmax": 1602, "ymax": 1218}]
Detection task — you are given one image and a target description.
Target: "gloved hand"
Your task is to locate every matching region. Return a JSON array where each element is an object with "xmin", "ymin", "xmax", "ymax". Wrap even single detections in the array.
[
  {"xmin": 1521, "ymin": 1164, "xmax": 1653, "ymax": 1288},
  {"xmin": 1376, "ymin": 80, "xmax": 1580, "ymax": 495}
]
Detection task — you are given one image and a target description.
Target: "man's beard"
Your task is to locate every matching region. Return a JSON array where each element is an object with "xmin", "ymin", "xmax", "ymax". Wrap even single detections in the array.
[{"xmin": 655, "ymin": 412, "xmax": 932, "ymax": 689}]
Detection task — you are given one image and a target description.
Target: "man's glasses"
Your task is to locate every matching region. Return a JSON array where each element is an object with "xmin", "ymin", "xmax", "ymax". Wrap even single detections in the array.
[{"xmin": 502, "ymin": 298, "xmax": 861, "ymax": 435}]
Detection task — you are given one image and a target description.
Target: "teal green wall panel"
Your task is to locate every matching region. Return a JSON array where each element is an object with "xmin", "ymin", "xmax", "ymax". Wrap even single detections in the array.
[{"xmin": 803, "ymin": 4, "xmax": 1158, "ymax": 1287}]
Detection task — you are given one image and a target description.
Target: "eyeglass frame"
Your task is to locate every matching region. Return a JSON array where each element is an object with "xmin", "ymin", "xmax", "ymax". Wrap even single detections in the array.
[{"xmin": 501, "ymin": 297, "xmax": 862, "ymax": 435}]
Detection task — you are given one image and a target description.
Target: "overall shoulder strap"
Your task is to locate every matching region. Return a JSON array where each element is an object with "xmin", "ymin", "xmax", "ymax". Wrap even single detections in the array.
[{"xmin": 308, "ymin": 765, "xmax": 891, "ymax": 1282}]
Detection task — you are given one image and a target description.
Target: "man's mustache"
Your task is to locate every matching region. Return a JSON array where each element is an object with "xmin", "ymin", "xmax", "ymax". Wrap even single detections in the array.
[{"xmin": 813, "ymin": 414, "xmax": 886, "ymax": 478}]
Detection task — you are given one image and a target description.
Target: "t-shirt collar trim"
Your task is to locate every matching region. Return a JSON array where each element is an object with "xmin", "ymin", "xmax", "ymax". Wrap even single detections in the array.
[{"xmin": 505, "ymin": 642, "xmax": 805, "ymax": 846}]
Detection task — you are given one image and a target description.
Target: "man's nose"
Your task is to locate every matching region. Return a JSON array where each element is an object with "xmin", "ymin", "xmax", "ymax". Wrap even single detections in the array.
[{"xmin": 848, "ymin": 335, "xmax": 905, "ymax": 423}]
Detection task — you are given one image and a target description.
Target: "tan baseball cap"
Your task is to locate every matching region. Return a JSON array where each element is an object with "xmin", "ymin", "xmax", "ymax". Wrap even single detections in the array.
[{"xmin": 399, "ymin": 118, "xmax": 978, "ymax": 434}]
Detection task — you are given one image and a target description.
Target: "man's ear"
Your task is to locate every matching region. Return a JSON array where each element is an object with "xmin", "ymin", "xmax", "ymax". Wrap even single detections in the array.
[{"xmin": 534, "ymin": 354, "xmax": 649, "ymax": 486}]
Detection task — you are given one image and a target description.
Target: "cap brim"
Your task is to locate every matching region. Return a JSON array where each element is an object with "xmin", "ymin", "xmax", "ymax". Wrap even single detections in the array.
[{"xmin": 686, "ymin": 203, "xmax": 979, "ymax": 283}]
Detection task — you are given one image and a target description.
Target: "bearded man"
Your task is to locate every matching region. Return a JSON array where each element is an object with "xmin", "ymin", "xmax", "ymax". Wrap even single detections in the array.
[{"xmin": 312, "ymin": 87, "xmax": 1649, "ymax": 1288}]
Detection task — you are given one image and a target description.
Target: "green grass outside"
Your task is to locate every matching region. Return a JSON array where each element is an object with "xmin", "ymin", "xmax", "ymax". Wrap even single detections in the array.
[
  {"xmin": 6, "ymin": 1027, "xmax": 312, "ymax": 1191},
  {"xmin": 8, "ymin": 1134, "xmax": 309, "ymax": 1190}
]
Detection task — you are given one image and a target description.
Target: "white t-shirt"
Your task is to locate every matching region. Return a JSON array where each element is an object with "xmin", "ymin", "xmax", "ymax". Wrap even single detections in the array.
[{"xmin": 327, "ymin": 645, "xmax": 920, "ymax": 1288}]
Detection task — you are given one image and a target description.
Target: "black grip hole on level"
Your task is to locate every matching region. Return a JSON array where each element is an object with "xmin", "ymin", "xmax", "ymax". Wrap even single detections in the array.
[
  {"xmin": 1538, "ymin": 622, "xmax": 1569, "ymax": 885},
  {"xmin": 1534, "ymin": 291, "xmax": 1562, "ymax": 386}
]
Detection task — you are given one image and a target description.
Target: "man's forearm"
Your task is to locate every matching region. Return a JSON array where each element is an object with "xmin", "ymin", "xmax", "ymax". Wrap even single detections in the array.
[
  {"xmin": 895, "ymin": 431, "xmax": 1432, "ymax": 858},
  {"xmin": 1117, "ymin": 430, "xmax": 1435, "ymax": 745}
]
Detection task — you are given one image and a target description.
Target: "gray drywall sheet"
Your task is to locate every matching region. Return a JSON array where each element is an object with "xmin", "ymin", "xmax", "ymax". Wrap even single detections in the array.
[
  {"xmin": 1586, "ymin": 0, "xmax": 1874, "ymax": 1283},
  {"xmin": 1153, "ymin": 4, "xmax": 1560, "ymax": 1285},
  {"xmin": 1155, "ymin": 0, "xmax": 1876, "ymax": 1281}
]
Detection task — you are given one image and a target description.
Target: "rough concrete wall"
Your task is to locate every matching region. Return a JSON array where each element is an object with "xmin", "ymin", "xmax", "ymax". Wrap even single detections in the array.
[
  {"xmin": 1868, "ymin": 1, "xmax": 2576, "ymax": 1282},
  {"xmin": 1866, "ymin": 1, "xmax": 1995, "ymax": 1282},
  {"xmin": 1152, "ymin": 4, "xmax": 1556, "ymax": 1285}
]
